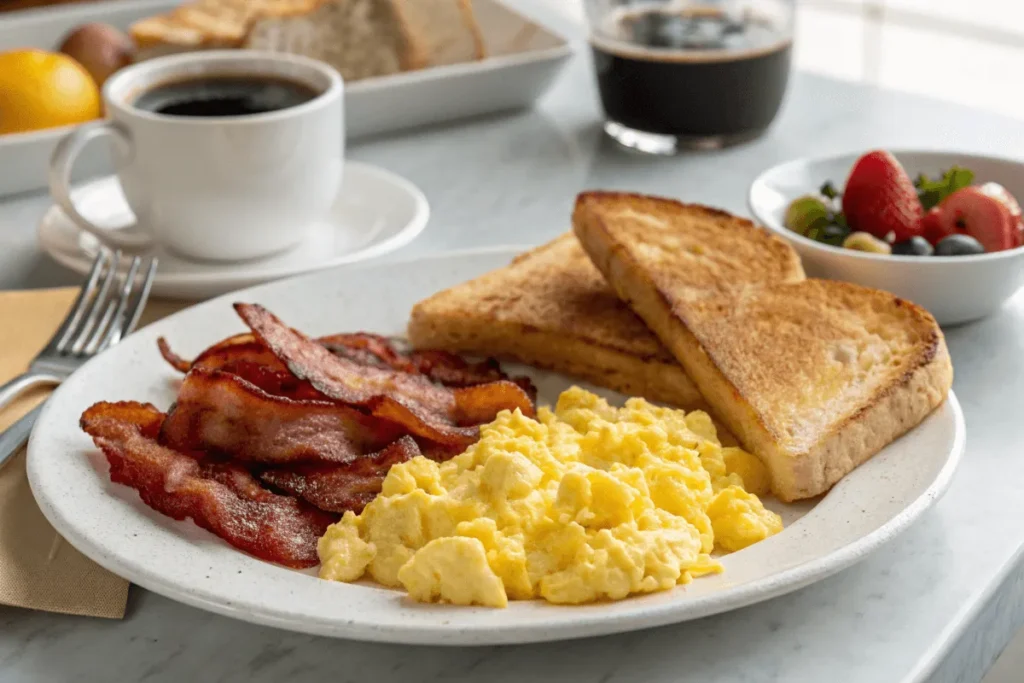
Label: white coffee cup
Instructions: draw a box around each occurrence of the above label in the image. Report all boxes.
[49,51,344,262]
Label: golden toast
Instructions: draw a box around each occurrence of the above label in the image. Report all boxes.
[408,234,702,408]
[131,0,319,56]
[573,191,953,501]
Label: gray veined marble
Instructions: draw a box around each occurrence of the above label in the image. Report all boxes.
[3,0,1024,680]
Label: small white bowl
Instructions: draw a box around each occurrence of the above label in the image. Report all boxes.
[749,150,1024,326]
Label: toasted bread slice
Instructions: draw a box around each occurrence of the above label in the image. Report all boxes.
[245,0,427,81]
[400,0,486,66]
[132,0,321,58]
[573,191,953,501]
[408,234,703,409]
[131,15,215,55]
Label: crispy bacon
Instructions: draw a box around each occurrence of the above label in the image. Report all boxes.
[157,338,191,372]
[112,307,542,571]
[319,333,538,399]
[213,359,321,400]
[158,336,320,399]
[318,333,417,373]
[235,304,534,448]
[159,334,286,373]
[80,402,336,568]
[159,368,405,464]
[261,436,420,513]
[161,331,537,400]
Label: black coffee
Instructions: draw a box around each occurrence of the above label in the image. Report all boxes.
[134,76,319,117]
[592,7,792,140]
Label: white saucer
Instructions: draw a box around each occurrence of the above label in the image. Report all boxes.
[38,161,430,300]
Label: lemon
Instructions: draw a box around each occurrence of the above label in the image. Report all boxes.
[0,49,102,135]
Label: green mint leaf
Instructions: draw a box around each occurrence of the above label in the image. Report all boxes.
[916,166,975,210]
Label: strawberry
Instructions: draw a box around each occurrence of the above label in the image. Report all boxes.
[920,206,951,245]
[938,187,1015,253]
[977,183,1024,247]
[842,150,924,242]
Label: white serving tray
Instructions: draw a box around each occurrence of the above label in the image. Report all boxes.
[0,0,575,197]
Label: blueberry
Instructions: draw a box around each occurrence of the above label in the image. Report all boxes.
[891,236,934,256]
[935,234,985,256]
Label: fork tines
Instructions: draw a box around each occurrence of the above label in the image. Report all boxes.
[51,249,158,358]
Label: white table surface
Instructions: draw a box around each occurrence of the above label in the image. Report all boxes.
[2,2,1024,681]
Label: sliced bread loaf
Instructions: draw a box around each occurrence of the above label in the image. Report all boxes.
[245,0,427,81]
[400,0,486,66]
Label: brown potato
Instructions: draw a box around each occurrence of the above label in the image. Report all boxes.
[58,23,134,88]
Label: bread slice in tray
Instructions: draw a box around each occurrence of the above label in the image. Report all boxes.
[400,0,486,66]
[245,0,428,81]
[245,0,485,81]
[131,0,318,59]
[573,191,953,502]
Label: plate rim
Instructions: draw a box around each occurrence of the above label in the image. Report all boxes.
[37,160,430,287]
[25,246,967,645]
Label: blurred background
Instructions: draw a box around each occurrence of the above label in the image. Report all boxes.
[548,0,1024,123]
[4,0,1022,123]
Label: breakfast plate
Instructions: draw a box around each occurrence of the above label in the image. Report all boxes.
[27,246,965,645]
[749,149,1024,324]
[37,161,429,300]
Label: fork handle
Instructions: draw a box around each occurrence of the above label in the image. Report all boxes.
[0,403,44,470]
[0,373,62,413]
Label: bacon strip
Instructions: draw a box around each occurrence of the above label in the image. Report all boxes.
[319,333,537,399]
[157,338,191,372]
[261,436,420,513]
[81,402,337,568]
[159,334,285,374]
[159,368,405,465]
[158,335,322,400]
[318,333,417,373]
[235,304,534,448]
[161,332,537,401]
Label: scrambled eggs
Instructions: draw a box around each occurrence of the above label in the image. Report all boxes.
[318,387,783,607]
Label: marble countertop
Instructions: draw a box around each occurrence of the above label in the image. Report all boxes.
[4,2,1024,681]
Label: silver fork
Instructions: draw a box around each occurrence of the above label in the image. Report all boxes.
[0,249,157,467]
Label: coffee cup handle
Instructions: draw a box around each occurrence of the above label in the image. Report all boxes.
[49,120,154,251]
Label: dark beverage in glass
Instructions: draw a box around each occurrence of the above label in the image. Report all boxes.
[587,2,794,154]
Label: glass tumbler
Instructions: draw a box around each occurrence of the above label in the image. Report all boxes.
[585,0,795,154]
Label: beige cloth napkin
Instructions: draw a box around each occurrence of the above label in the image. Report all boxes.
[0,288,185,618]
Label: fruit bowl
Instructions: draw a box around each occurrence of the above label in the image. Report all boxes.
[749,150,1024,325]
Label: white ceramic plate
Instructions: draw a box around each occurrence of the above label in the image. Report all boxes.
[38,161,429,300]
[26,247,965,646]
[0,0,572,197]
[749,150,1024,325]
